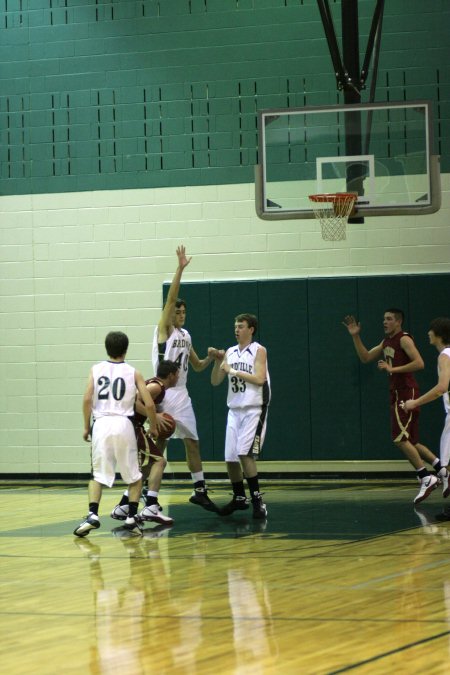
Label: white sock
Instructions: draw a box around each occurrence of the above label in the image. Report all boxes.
[191,471,204,483]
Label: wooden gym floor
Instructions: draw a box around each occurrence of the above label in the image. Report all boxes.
[1,479,450,675]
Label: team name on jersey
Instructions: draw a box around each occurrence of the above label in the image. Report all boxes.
[171,338,191,350]
[384,346,395,360]
[231,362,253,374]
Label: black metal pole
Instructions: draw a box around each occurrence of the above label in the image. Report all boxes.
[342,0,363,221]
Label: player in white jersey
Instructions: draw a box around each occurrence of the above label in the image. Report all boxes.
[152,245,221,512]
[74,331,159,538]
[211,313,270,519]
[403,317,450,503]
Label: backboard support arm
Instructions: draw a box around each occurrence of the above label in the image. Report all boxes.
[317,0,347,90]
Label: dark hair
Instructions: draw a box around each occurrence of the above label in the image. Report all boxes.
[105,331,129,358]
[157,359,180,379]
[235,313,258,335]
[175,298,186,309]
[385,308,404,324]
[430,317,450,345]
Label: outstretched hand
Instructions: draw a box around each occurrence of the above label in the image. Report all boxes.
[177,245,192,270]
[342,314,361,335]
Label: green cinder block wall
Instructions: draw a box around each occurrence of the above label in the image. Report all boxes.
[1,0,449,196]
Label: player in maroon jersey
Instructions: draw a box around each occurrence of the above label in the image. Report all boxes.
[343,309,448,504]
[111,360,180,526]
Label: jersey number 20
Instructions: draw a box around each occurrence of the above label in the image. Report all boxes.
[97,376,126,401]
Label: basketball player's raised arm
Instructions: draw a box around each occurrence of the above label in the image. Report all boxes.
[82,369,94,441]
[342,314,383,363]
[157,245,192,343]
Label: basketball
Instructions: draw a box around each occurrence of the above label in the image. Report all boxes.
[157,413,176,440]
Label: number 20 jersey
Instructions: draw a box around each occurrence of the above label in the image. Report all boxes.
[225,341,271,409]
[92,360,136,418]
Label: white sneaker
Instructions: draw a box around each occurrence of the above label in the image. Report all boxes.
[139,503,174,525]
[111,504,129,520]
[413,474,438,504]
[73,513,100,537]
[123,516,143,535]
[440,469,450,498]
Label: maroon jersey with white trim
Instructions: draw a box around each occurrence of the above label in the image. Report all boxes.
[382,331,418,391]
[131,377,165,428]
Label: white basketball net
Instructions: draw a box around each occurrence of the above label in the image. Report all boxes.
[309,193,357,241]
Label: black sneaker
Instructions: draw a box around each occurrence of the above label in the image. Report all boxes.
[189,488,218,512]
[73,513,100,537]
[252,493,268,520]
[218,495,250,516]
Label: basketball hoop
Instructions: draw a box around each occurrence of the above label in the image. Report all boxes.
[309,193,357,241]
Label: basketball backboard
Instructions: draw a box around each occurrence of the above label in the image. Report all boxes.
[256,100,440,220]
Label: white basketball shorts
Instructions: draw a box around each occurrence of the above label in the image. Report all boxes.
[440,413,450,468]
[91,415,141,488]
[224,406,267,462]
[159,386,199,441]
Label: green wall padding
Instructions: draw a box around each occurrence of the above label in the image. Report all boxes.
[163,273,450,464]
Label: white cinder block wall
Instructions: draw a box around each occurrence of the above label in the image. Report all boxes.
[1,176,450,473]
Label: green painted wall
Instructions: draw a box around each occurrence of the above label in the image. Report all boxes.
[166,273,450,462]
[1,0,449,195]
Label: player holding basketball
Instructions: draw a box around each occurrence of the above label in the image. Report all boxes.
[152,245,221,512]
[402,318,450,501]
[74,331,159,537]
[343,309,448,504]
[211,313,270,519]
[111,359,180,526]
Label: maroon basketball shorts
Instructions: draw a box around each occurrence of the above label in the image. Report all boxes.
[135,426,164,469]
[390,388,420,445]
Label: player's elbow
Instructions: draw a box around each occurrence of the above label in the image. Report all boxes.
[211,372,223,386]
[254,376,267,386]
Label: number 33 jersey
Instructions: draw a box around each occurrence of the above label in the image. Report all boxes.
[92,361,136,418]
[225,341,271,409]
